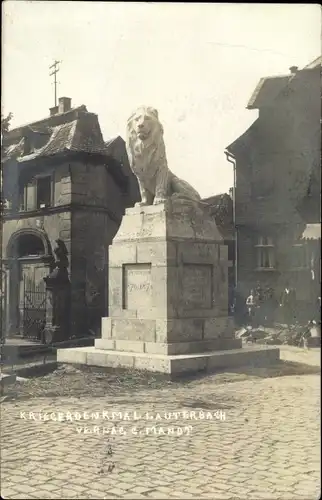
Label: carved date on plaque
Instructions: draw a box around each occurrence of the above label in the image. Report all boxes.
[182,264,213,309]
[123,264,152,310]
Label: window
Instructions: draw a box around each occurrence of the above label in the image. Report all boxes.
[20,179,36,211]
[255,236,275,270]
[291,243,307,269]
[36,176,52,208]
[18,188,25,211]
[19,174,52,211]
[17,234,45,257]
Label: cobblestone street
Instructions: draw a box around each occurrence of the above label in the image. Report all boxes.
[2,3,321,500]
[1,364,320,499]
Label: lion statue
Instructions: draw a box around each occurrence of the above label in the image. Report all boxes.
[126,106,201,206]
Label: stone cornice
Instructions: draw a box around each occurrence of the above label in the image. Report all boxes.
[3,203,123,224]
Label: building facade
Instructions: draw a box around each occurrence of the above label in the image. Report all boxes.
[226,58,321,321]
[1,97,139,341]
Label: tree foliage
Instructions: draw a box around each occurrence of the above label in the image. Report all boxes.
[1,112,13,136]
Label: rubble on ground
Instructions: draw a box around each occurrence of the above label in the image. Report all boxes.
[51,364,82,375]
[235,323,321,347]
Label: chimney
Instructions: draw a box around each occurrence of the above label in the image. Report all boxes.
[49,105,59,116]
[289,66,298,74]
[58,97,72,114]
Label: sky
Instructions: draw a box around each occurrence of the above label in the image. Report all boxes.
[2,2,321,198]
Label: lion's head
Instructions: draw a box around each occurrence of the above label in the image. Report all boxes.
[126,106,164,147]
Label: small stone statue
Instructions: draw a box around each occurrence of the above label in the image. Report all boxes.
[54,239,69,267]
[44,239,69,286]
[126,106,201,206]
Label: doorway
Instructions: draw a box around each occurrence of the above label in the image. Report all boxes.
[6,231,52,341]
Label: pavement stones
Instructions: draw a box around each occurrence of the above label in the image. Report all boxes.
[0,372,320,499]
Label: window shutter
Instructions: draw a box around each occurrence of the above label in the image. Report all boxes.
[25,179,36,211]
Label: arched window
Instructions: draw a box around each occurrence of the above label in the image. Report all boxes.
[17,234,45,258]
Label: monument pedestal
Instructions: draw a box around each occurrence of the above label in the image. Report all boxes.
[58,199,279,374]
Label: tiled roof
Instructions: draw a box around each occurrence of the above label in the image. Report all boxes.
[16,112,107,163]
[1,105,135,199]
[304,56,321,69]
[1,138,24,161]
[226,119,259,156]
[202,193,234,239]
[247,57,321,110]
[104,136,141,206]
[28,125,51,134]
[3,105,88,145]
[247,75,291,109]
[105,137,119,150]
[203,193,230,206]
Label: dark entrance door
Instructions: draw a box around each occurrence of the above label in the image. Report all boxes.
[20,261,48,341]
[6,231,52,340]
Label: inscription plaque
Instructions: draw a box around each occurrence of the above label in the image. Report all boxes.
[182,264,213,309]
[123,264,152,310]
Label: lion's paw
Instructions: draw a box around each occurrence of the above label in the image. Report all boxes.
[153,197,167,205]
[135,201,149,207]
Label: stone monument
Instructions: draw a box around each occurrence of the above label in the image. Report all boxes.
[57,107,279,374]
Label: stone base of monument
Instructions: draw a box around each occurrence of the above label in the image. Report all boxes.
[57,200,280,376]
[57,345,280,376]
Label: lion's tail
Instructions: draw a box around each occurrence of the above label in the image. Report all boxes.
[171,174,201,201]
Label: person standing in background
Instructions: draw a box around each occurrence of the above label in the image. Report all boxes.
[255,282,264,303]
[280,283,297,325]
[316,296,321,323]
[246,289,256,325]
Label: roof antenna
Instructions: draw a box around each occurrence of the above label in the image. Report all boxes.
[49,60,62,107]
